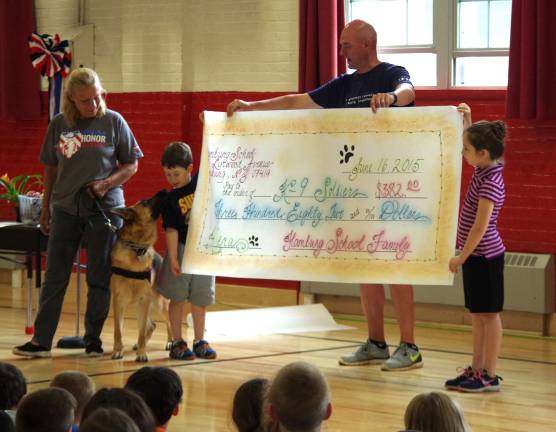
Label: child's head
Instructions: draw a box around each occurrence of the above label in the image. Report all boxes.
[50,370,96,424]
[0,362,27,410]
[125,366,183,428]
[81,387,156,432]
[79,407,140,432]
[16,388,76,432]
[463,120,506,165]
[267,361,331,432]
[232,378,269,432]
[404,391,470,432]
[161,141,193,188]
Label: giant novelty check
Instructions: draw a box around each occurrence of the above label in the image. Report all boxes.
[184,106,462,285]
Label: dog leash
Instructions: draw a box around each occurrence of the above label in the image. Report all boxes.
[93,198,118,233]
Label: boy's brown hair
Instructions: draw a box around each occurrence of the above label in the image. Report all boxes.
[50,370,96,423]
[267,361,331,431]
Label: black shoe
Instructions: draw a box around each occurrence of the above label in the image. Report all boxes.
[85,342,104,357]
[13,341,51,358]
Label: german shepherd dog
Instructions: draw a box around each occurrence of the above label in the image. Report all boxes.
[109,191,172,362]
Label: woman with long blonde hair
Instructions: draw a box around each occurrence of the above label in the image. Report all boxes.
[13,67,142,358]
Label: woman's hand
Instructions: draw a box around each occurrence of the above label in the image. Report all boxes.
[39,206,50,235]
[87,179,110,199]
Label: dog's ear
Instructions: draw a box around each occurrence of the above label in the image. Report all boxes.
[110,207,136,222]
[150,189,168,220]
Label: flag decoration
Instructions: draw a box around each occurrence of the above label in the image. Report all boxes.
[28,32,72,121]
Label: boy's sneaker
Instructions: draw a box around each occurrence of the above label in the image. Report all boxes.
[193,340,217,359]
[13,341,51,358]
[459,370,502,393]
[339,339,390,366]
[381,342,423,371]
[169,340,195,361]
[445,366,475,390]
[85,342,104,357]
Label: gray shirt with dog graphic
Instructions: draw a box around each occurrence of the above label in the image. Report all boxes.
[39,109,143,216]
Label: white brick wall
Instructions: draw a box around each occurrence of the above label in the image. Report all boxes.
[35,0,299,93]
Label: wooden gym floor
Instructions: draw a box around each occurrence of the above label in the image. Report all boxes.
[0,280,555,431]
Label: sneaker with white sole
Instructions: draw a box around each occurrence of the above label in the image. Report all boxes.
[459,369,502,393]
[339,339,390,366]
[445,366,475,390]
[13,341,51,358]
[381,342,423,371]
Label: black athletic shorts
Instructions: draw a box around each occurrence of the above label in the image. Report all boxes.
[462,253,505,313]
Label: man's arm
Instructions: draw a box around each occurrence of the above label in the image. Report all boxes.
[370,83,416,112]
[227,93,320,116]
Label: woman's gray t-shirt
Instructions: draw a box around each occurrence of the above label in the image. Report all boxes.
[39,109,143,215]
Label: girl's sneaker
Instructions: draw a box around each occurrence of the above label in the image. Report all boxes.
[169,340,195,361]
[193,340,217,359]
[459,369,502,393]
[445,366,475,390]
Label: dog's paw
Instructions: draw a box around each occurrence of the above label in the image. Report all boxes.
[135,354,149,363]
[111,351,124,360]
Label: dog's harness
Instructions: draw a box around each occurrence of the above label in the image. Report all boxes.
[111,266,151,281]
[111,240,152,281]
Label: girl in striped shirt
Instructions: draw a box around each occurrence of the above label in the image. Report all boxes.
[445,103,506,393]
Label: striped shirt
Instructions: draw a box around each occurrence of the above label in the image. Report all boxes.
[457,163,505,258]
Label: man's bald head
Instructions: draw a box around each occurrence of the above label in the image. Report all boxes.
[342,19,377,47]
[339,19,379,73]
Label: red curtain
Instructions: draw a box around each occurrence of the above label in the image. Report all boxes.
[506,0,556,120]
[0,0,40,120]
[299,0,346,93]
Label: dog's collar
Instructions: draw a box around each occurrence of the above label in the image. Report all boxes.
[120,239,150,257]
[111,266,151,281]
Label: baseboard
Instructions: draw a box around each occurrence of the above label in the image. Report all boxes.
[1,269,553,336]
[315,293,556,336]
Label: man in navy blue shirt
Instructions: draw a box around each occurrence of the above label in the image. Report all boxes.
[227,20,422,372]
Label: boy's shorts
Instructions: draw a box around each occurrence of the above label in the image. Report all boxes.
[462,253,504,313]
[156,243,215,306]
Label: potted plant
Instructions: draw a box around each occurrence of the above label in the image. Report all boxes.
[0,173,43,221]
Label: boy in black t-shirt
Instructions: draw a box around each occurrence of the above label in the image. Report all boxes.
[157,142,216,361]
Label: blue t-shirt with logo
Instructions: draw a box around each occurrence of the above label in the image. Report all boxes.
[308,62,414,108]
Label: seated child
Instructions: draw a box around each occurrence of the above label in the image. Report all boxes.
[0,362,27,425]
[267,361,332,432]
[125,366,182,431]
[404,391,471,432]
[16,388,76,432]
[50,370,96,431]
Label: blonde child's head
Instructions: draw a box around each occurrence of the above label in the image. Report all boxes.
[465,120,506,161]
[62,67,107,128]
[404,391,470,432]
[50,371,96,424]
[267,361,331,432]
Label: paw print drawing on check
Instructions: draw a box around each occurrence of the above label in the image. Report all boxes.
[249,235,259,247]
[340,145,355,164]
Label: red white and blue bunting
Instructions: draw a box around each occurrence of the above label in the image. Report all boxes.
[28,32,72,121]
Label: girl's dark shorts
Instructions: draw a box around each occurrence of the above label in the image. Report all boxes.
[462,253,504,313]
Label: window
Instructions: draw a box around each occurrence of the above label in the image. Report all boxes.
[347,0,512,87]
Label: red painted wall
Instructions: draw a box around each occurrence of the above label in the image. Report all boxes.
[2,89,555,293]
